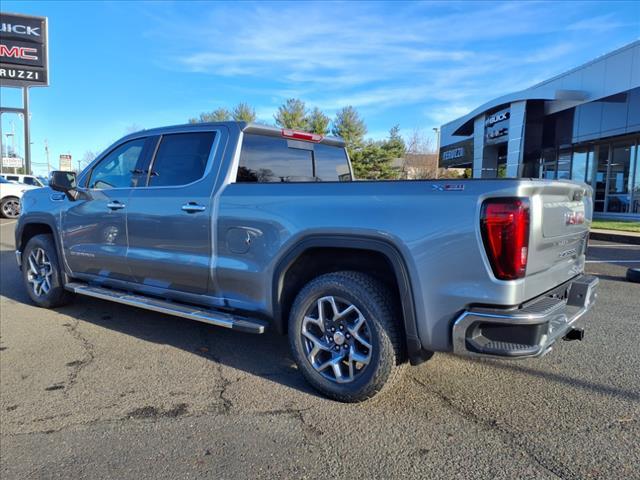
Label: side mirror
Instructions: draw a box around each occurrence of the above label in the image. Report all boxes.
[50,170,79,200]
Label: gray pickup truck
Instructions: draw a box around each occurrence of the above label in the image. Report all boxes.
[15,122,598,401]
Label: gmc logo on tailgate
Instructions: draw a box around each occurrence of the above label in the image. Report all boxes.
[565,211,585,225]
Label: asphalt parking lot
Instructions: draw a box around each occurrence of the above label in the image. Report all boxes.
[1,217,638,479]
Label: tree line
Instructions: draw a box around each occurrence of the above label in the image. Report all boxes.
[189,99,447,180]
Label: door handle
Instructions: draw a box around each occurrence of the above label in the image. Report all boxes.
[107,201,126,210]
[181,202,206,213]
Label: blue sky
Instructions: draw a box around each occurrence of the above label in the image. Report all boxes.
[1,0,639,175]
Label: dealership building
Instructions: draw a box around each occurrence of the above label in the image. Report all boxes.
[439,40,640,219]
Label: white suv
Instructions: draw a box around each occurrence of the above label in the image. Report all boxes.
[0,176,38,218]
[1,174,46,187]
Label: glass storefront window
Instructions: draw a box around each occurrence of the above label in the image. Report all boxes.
[540,149,557,179]
[606,142,635,213]
[629,144,639,214]
[571,147,593,183]
[593,145,608,213]
[557,149,571,180]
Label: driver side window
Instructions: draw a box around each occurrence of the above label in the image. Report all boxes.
[88,138,147,189]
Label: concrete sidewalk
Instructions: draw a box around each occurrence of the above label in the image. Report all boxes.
[590,228,640,245]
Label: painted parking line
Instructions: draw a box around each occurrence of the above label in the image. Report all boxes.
[589,244,640,248]
[585,260,640,263]
[0,220,16,227]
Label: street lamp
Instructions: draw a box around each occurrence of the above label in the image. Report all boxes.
[433,127,440,179]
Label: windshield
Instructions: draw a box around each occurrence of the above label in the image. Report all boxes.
[0,177,10,184]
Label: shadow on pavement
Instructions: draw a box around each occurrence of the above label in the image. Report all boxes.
[4,245,637,404]
[455,355,640,402]
[0,248,318,399]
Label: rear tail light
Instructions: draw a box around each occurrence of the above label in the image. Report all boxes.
[480,198,530,280]
[281,129,323,143]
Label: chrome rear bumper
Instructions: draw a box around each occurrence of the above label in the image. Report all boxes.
[452,275,599,359]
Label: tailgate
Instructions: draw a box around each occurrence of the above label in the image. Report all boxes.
[524,181,592,297]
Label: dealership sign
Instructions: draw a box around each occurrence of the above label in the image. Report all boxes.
[442,147,465,162]
[2,156,23,168]
[0,12,48,86]
[59,154,72,171]
[485,107,509,144]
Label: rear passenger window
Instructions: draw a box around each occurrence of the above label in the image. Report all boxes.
[237,134,351,182]
[148,132,215,187]
[313,143,352,181]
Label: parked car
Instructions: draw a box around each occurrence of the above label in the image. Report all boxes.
[14,122,598,401]
[1,173,46,187]
[0,176,38,218]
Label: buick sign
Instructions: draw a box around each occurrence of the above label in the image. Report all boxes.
[0,12,48,87]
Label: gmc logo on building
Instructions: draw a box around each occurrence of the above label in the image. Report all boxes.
[0,44,38,61]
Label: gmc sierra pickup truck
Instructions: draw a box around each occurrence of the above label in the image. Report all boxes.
[15,122,598,402]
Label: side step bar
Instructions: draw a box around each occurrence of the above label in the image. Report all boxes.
[65,282,267,334]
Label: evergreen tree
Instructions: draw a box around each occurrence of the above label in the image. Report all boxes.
[350,140,396,180]
[307,107,331,135]
[331,106,367,151]
[188,107,232,123]
[232,102,256,122]
[274,98,309,130]
[382,125,406,159]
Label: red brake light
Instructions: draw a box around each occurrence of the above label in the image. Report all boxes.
[480,198,530,280]
[281,129,323,143]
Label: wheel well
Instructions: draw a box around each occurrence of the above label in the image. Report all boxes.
[277,247,404,335]
[20,223,54,250]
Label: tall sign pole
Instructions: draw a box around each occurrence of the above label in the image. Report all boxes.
[23,85,30,173]
[0,12,49,175]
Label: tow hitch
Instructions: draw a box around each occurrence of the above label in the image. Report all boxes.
[563,327,584,342]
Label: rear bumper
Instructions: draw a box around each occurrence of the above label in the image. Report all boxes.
[452,274,599,358]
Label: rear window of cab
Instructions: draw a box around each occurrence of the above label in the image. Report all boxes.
[237,134,351,183]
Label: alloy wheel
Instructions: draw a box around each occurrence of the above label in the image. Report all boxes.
[26,247,53,297]
[2,199,20,218]
[301,296,372,384]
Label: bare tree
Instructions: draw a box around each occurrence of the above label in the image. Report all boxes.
[403,128,463,179]
[401,128,437,179]
[406,128,433,155]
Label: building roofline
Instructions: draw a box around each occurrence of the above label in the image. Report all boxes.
[529,39,639,90]
[441,39,640,136]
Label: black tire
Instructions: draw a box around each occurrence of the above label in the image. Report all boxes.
[22,234,74,308]
[288,271,406,402]
[627,268,640,283]
[1,196,21,219]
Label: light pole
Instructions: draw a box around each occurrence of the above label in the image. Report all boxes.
[5,132,16,174]
[433,127,441,179]
[44,139,51,175]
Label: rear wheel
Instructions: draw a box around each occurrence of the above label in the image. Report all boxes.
[288,271,406,402]
[22,234,73,308]
[627,268,640,283]
[1,196,20,218]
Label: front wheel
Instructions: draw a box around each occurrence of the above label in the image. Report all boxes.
[22,234,74,308]
[1,196,21,218]
[288,271,406,402]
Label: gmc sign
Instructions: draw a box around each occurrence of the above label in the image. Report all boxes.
[0,12,48,86]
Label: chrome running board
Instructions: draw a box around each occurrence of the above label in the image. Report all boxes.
[64,282,267,334]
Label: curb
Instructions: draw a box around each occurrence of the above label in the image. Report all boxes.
[590,231,640,245]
